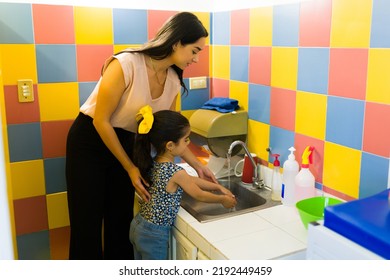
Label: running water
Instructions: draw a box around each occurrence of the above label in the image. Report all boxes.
[226,153,231,189]
[226,153,236,212]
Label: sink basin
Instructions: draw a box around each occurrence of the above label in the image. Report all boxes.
[180,177,281,223]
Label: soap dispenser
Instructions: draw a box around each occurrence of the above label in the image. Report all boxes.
[281,147,299,206]
[295,146,316,202]
[271,154,282,201]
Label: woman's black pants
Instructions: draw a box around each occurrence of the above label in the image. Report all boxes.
[66,113,135,260]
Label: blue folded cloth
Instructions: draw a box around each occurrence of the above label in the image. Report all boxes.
[201,98,239,113]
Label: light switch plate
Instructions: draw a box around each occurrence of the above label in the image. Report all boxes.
[17,79,34,102]
[189,77,207,90]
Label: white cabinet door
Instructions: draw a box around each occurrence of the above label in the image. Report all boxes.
[171,227,197,260]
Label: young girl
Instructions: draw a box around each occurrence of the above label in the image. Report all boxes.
[130,106,237,260]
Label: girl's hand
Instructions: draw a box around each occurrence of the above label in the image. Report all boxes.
[128,167,151,202]
[219,185,233,196]
[222,194,237,209]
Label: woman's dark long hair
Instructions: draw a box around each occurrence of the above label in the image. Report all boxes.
[114,12,208,96]
[133,110,190,183]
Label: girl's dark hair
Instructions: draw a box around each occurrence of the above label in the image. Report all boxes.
[115,12,208,96]
[133,110,190,183]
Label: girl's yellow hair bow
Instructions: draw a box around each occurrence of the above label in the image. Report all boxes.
[136,105,154,134]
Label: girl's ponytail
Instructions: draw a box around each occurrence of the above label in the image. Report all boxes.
[133,105,190,183]
[133,106,155,183]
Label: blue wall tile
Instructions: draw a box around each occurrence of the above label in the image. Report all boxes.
[212,11,230,45]
[181,79,210,110]
[326,96,365,150]
[359,153,389,198]
[269,126,295,164]
[249,84,270,124]
[36,45,77,83]
[16,231,50,260]
[297,48,329,94]
[371,0,390,48]
[272,3,300,47]
[78,82,97,106]
[113,9,148,44]
[0,3,34,43]
[230,46,249,82]
[7,123,42,162]
[44,157,67,194]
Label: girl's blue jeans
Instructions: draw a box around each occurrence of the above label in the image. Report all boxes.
[129,213,171,260]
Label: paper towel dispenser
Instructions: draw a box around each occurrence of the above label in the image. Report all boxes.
[189,109,248,158]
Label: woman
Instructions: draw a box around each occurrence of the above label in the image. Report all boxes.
[66,12,213,260]
[130,106,236,260]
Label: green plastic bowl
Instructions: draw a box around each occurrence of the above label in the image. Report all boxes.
[296,196,343,229]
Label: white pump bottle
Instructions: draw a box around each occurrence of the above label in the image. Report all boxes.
[281,147,299,206]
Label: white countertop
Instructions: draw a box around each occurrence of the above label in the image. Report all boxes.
[174,204,308,260]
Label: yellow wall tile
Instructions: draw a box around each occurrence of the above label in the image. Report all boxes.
[175,93,181,111]
[74,7,113,44]
[323,142,361,199]
[0,44,37,85]
[229,80,248,111]
[10,160,45,200]
[0,52,11,165]
[46,192,70,229]
[295,91,327,140]
[366,49,390,105]
[193,12,210,46]
[271,47,298,90]
[209,45,214,78]
[330,0,372,48]
[38,82,80,121]
[0,53,17,253]
[212,46,230,79]
[249,6,273,46]
[248,120,270,161]
[113,44,142,54]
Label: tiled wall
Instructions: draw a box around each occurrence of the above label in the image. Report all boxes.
[0,3,210,259]
[0,0,389,260]
[210,0,389,202]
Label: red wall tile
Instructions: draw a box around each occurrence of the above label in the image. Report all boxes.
[322,186,355,202]
[299,0,332,47]
[49,226,70,260]
[328,48,368,100]
[4,85,40,124]
[184,46,209,78]
[211,78,229,98]
[249,47,271,85]
[76,45,113,82]
[14,196,48,235]
[147,10,177,40]
[231,9,250,45]
[363,102,390,157]
[270,87,296,131]
[32,4,75,44]
[41,120,73,158]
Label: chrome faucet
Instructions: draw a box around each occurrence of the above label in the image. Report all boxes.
[228,140,264,189]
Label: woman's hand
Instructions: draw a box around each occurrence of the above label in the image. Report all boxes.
[221,194,237,209]
[196,164,217,183]
[128,166,151,202]
[180,147,217,183]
